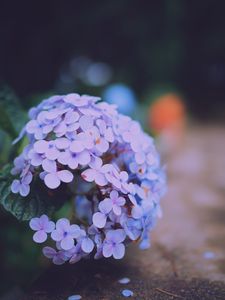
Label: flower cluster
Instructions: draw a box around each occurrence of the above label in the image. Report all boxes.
[11,93,166,264]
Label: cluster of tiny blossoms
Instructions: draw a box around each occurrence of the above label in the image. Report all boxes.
[11,93,166,264]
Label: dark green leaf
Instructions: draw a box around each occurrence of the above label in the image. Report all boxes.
[0,164,69,221]
[0,86,27,138]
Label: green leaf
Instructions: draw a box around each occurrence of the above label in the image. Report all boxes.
[0,164,69,221]
[0,86,27,138]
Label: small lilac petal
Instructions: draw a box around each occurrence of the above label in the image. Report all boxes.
[34,140,48,154]
[102,243,113,258]
[42,159,57,173]
[52,254,66,265]
[44,173,60,189]
[42,246,56,259]
[69,224,81,238]
[99,198,112,214]
[122,289,134,297]
[70,141,85,153]
[56,218,70,230]
[77,151,91,165]
[95,172,108,186]
[118,277,130,284]
[46,147,59,160]
[20,183,30,196]
[61,236,74,250]
[26,120,38,133]
[33,230,47,243]
[51,229,64,241]
[113,243,125,259]
[95,138,109,153]
[93,212,107,228]
[11,180,20,193]
[58,151,70,165]
[81,237,94,253]
[113,205,122,216]
[29,218,41,231]
[64,111,79,124]
[79,115,93,131]
[57,170,73,183]
[45,221,55,233]
[55,138,70,149]
[81,169,96,182]
[67,295,82,300]
[135,152,145,164]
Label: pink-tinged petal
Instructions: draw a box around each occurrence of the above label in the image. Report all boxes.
[64,111,79,124]
[34,140,48,154]
[68,157,79,169]
[46,147,59,160]
[81,237,94,253]
[51,229,64,241]
[11,180,20,193]
[45,221,55,233]
[105,128,114,142]
[79,115,94,131]
[109,176,121,189]
[34,128,45,140]
[26,120,38,133]
[77,150,91,165]
[110,190,118,200]
[33,230,47,243]
[67,122,79,132]
[70,141,84,153]
[102,243,113,258]
[135,152,145,164]
[61,236,74,250]
[93,212,106,228]
[20,184,30,196]
[63,93,83,106]
[29,217,41,230]
[95,172,108,186]
[95,138,109,153]
[57,150,70,165]
[44,173,60,189]
[54,122,67,134]
[99,198,112,214]
[113,205,122,216]
[57,170,73,183]
[81,169,96,182]
[42,124,53,134]
[42,159,57,173]
[55,138,70,150]
[113,243,125,259]
[42,246,56,258]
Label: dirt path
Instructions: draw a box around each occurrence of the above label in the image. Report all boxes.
[24,126,225,300]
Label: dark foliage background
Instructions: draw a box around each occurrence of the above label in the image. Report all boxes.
[1,0,225,119]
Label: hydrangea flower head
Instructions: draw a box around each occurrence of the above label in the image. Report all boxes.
[11,93,166,264]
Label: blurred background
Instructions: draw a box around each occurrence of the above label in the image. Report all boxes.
[1,0,225,298]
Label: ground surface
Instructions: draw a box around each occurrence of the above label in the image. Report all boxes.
[22,126,225,300]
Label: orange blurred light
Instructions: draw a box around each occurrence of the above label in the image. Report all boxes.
[148,93,186,133]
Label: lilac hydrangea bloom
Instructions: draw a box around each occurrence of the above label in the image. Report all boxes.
[11,92,166,265]
[102,229,126,259]
[51,218,81,250]
[29,215,55,243]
